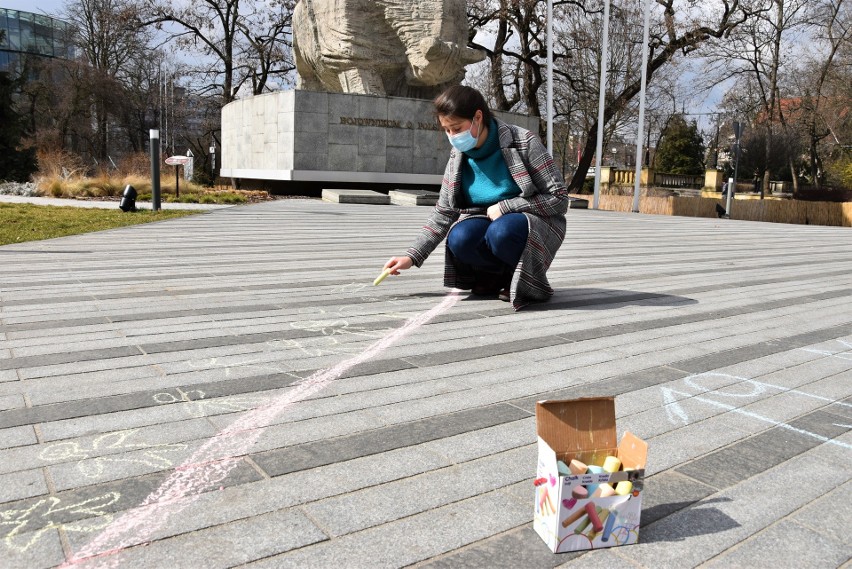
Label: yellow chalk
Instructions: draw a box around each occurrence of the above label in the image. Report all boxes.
[373,269,391,286]
[603,455,622,473]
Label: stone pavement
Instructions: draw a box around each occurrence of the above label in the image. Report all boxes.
[0,198,849,568]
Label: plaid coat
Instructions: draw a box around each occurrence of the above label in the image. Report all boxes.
[406,119,570,310]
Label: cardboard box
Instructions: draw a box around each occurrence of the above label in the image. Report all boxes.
[533,397,648,553]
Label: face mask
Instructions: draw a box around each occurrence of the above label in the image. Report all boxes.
[447,117,480,152]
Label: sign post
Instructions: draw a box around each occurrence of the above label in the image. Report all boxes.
[210,144,216,184]
[185,149,194,182]
[165,155,191,199]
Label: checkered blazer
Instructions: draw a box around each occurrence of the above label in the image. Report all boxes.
[407,119,570,310]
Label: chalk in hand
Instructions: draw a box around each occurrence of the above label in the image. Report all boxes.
[373,269,391,286]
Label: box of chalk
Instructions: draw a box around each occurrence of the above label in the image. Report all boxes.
[532,397,648,553]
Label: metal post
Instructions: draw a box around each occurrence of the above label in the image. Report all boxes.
[593,0,611,210]
[631,0,652,214]
[175,165,180,199]
[726,121,742,217]
[150,130,161,211]
[210,144,216,183]
[546,0,553,155]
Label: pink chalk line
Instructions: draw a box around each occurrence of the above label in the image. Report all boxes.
[62,291,461,568]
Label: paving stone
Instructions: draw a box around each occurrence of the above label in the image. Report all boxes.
[0,370,19,383]
[0,469,47,504]
[82,508,328,568]
[0,346,143,371]
[322,189,390,204]
[2,418,217,477]
[0,394,25,411]
[702,519,848,569]
[302,445,535,536]
[1,200,850,567]
[617,434,851,568]
[0,527,66,569]
[790,480,851,546]
[244,486,532,569]
[558,549,645,568]
[0,425,37,450]
[251,403,530,477]
[421,526,574,568]
[640,470,718,526]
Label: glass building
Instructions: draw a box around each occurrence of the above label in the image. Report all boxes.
[0,8,74,72]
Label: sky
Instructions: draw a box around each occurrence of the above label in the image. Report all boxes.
[1,0,65,16]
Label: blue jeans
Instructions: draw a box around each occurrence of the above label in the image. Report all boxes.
[446,213,529,274]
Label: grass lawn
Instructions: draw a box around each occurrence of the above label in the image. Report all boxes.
[0,203,203,246]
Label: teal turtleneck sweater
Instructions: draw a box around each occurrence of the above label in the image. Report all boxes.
[461,119,521,207]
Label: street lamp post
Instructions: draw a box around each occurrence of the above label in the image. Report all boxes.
[592,0,612,210]
[726,121,743,217]
[150,130,161,211]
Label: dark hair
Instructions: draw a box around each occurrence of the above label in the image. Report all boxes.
[433,85,493,125]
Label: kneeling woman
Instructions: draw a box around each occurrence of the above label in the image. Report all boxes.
[383,85,570,310]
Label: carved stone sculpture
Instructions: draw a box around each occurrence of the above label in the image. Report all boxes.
[293,0,485,99]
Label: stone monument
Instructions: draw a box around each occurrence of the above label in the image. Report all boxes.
[219,0,537,188]
[292,0,485,99]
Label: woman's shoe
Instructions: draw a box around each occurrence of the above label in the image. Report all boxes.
[498,288,510,302]
[472,271,503,296]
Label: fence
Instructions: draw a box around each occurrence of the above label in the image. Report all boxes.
[586,195,852,227]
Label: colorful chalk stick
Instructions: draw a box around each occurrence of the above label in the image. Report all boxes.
[586,464,605,496]
[588,509,610,541]
[557,460,571,476]
[593,484,616,498]
[373,269,391,286]
[585,502,604,532]
[561,507,587,529]
[615,480,633,496]
[573,513,592,534]
[571,485,588,500]
[603,455,622,473]
[569,459,588,475]
[602,508,618,542]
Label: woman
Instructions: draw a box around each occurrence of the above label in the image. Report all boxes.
[383,85,570,310]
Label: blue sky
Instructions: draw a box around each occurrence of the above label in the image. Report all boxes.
[2,0,65,17]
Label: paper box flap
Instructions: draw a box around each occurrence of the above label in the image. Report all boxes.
[536,398,617,454]
[618,431,648,469]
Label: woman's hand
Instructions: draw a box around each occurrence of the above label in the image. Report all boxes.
[384,256,413,275]
[487,203,503,221]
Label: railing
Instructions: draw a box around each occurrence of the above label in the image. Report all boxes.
[653,172,704,188]
[598,167,703,189]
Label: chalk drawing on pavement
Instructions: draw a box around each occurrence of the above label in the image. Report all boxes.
[660,371,852,451]
[798,339,852,361]
[39,429,188,478]
[1,492,120,552]
[153,386,262,418]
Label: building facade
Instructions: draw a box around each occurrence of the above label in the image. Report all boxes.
[0,9,74,72]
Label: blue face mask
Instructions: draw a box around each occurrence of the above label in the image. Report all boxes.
[447,118,480,152]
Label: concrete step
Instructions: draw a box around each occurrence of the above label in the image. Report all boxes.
[389,189,439,206]
[322,189,390,204]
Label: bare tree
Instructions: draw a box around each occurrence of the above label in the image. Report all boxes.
[794,0,851,189]
[701,0,812,195]
[64,0,153,160]
[468,1,754,191]
[564,0,753,191]
[235,0,297,96]
[136,0,296,103]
